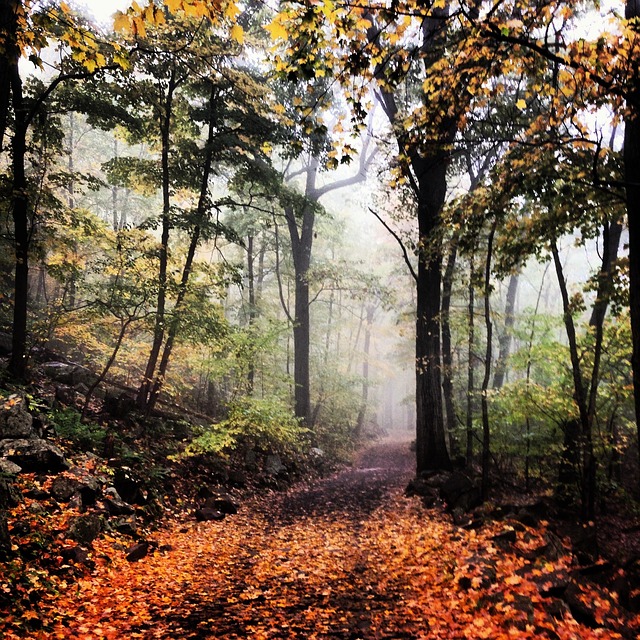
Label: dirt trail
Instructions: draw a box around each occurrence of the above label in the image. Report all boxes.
[28,439,631,640]
[271,439,415,525]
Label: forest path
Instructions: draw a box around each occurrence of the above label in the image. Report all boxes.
[36,440,624,639]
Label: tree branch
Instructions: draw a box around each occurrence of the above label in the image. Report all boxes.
[368,207,418,282]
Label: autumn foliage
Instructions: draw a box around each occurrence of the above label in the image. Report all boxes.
[1,455,638,639]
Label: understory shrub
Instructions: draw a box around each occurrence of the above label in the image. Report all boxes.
[186,396,309,458]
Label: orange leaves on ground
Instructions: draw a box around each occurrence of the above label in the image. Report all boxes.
[2,487,638,638]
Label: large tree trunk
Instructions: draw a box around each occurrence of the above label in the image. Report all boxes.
[284,197,314,425]
[8,30,28,380]
[414,157,452,472]
[625,0,640,491]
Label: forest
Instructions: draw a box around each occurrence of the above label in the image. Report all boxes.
[1,0,640,637]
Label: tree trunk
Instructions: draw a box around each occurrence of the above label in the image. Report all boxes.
[466,255,476,464]
[552,244,595,519]
[493,273,519,389]
[625,0,640,494]
[284,196,314,425]
[480,222,497,500]
[441,237,459,456]
[247,233,256,392]
[356,304,375,438]
[146,80,216,414]
[137,68,177,410]
[414,159,452,472]
[8,34,28,380]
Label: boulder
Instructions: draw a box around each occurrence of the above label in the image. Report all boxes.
[0,396,34,439]
[203,492,238,515]
[102,495,135,516]
[126,541,150,562]
[51,474,99,506]
[102,391,136,419]
[0,476,21,509]
[0,459,22,475]
[440,471,482,513]
[0,438,69,473]
[265,454,286,476]
[60,545,92,567]
[113,517,138,537]
[43,362,98,388]
[68,513,102,545]
[113,468,147,505]
[195,507,225,522]
[0,511,10,559]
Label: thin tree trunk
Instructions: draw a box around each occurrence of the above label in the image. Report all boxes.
[356,304,375,438]
[466,254,476,464]
[552,243,594,519]
[137,67,177,409]
[481,222,497,500]
[441,237,459,456]
[146,80,216,413]
[493,273,519,389]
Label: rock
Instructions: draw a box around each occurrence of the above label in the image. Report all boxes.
[43,362,97,387]
[195,507,225,522]
[102,496,135,516]
[50,475,80,502]
[60,545,92,566]
[113,468,147,505]
[54,386,77,406]
[0,459,22,475]
[492,528,517,547]
[0,396,34,439]
[113,517,138,537]
[0,476,21,508]
[0,438,69,473]
[265,454,286,476]
[51,474,99,506]
[126,541,150,562]
[0,511,10,558]
[440,471,482,512]
[203,492,238,515]
[68,513,102,545]
[102,391,136,419]
[42,362,77,385]
[228,470,246,488]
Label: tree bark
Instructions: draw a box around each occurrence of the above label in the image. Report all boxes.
[137,67,177,410]
[480,222,497,500]
[441,237,459,456]
[493,273,519,389]
[8,17,28,380]
[466,255,476,464]
[552,244,595,519]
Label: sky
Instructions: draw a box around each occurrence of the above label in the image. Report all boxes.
[73,0,132,26]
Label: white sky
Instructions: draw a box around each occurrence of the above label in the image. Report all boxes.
[72,0,133,26]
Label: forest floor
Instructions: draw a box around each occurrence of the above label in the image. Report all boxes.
[3,439,639,639]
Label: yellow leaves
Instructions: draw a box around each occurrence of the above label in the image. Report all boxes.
[113,11,130,33]
[230,24,244,44]
[264,17,289,42]
[515,99,527,110]
[165,0,182,13]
